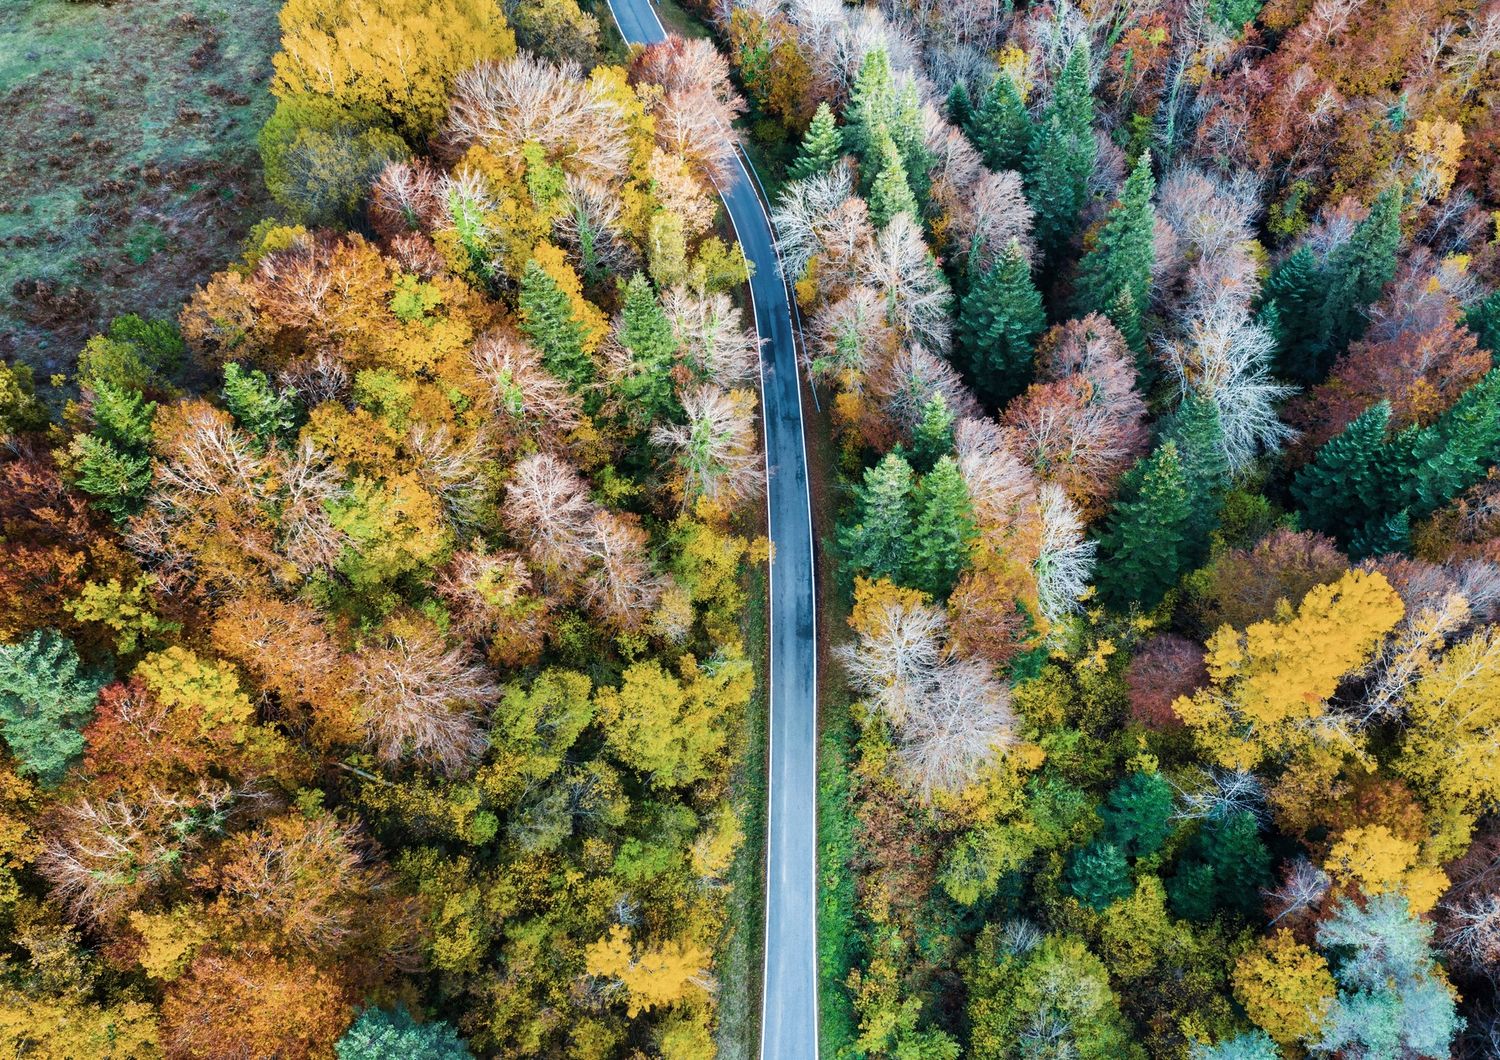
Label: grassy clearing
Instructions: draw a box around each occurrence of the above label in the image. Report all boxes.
[716,562,769,1060]
[0,0,279,373]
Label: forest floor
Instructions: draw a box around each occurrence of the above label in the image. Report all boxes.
[0,0,279,376]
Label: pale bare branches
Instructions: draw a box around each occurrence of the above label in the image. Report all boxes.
[945,169,1036,272]
[370,159,446,240]
[503,452,595,577]
[856,213,954,349]
[351,626,495,776]
[554,174,642,275]
[580,510,666,631]
[805,285,897,393]
[1033,482,1096,624]
[653,385,765,508]
[444,54,630,182]
[470,332,583,448]
[661,286,762,388]
[772,162,859,282]
[631,38,746,187]
[841,594,1015,798]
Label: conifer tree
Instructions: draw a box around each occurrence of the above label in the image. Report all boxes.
[1101,771,1175,858]
[222,363,299,445]
[907,393,956,473]
[840,451,917,584]
[1168,811,1270,921]
[910,455,976,597]
[1025,43,1096,265]
[788,102,843,181]
[1463,288,1500,360]
[1319,186,1402,361]
[1292,401,1394,544]
[70,379,156,524]
[1158,394,1229,562]
[0,629,105,785]
[615,272,680,422]
[868,131,920,229]
[956,240,1045,407]
[1072,151,1156,352]
[845,47,897,165]
[519,258,592,390]
[971,72,1031,173]
[1066,841,1133,910]
[1261,245,1327,382]
[1096,441,1195,610]
[945,80,974,131]
[890,80,933,206]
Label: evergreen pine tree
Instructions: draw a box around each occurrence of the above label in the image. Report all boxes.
[945,80,975,131]
[221,363,298,445]
[891,80,933,206]
[840,451,918,584]
[1072,151,1156,353]
[1261,245,1327,382]
[1100,771,1175,858]
[1463,288,1500,362]
[1096,441,1195,611]
[1391,368,1500,520]
[909,455,976,597]
[70,434,153,524]
[1025,43,1097,265]
[519,259,592,390]
[336,1006,473,1060]
[788,102,843,181]
[615,272,680,422]
[907,393,956,472]
[971,71,1032,173]
[1158,394,1229,563]
[1065,841,1133,910]
[1320,186,1402,360]
[0,629,106,786]
[1292,401,1393,543]
[868,131,920,228]
[91,380,156,452]
[1167,811,1270,921]
[956,240,1046,408]
[845,47,897,165]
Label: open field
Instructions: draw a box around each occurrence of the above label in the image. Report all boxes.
[0,0,280,375]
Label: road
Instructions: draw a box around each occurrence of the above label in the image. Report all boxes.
[602,2,821,1057]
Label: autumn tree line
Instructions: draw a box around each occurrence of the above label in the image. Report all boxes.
[683,0,1500,1055]
[0,0,780,1056]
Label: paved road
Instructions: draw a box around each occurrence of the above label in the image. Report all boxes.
[602,2,820,1057]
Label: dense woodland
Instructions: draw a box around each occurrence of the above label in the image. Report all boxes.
[3,0,1500,1056]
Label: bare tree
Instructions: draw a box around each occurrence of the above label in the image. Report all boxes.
[554,174,641,275]
[370,159,446,239]
[1033,483,1096,625]
[954,416,1038,533]
[351,626,496,775]
[631,38,746,187]
[868,343,982,433]
[652,385,765,508]
[580,510,665,631]
[503,451,596,578]
[406,422,496,533]
[444,55,630,183]
[470,331,583,448]
[772,162,858,281]
[857,214,954,349]
[805,285,898,393]
[662,286,762,388]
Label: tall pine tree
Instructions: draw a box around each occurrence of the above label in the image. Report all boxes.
[956,240,1045,408]
[840,451,918,584]
[519,259,592,390]
[1319,187,1402,363]
[1025,43,1096,266]
[971,71,1032,173]
[910,455,976,597]
[1073,151,1156,353]
[945,80,975,131]
[789,102,843,181]
[845,47,897,166]
[615,272,680,423]
[1158,394,1229,564]
[1292,401,1394,543]
[1096,440,1195,610]
[1261,245,1327,383]
[868,130,920,228]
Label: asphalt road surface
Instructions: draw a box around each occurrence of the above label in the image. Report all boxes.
[601,2,820,1056]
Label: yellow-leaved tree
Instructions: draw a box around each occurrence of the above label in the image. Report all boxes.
[272,0,516,142]
[1397,627,1500,817]
[1173,570,1404,770]
[1323,824,1449,914]
[584,926,712,1017]
[1232,929,1336,1046]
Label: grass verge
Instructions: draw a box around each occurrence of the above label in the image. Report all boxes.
[716,562,769,1060]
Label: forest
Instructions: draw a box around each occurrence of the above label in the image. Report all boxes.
[1,0,1500,1056]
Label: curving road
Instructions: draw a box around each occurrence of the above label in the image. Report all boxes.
[602,2,820,1057]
